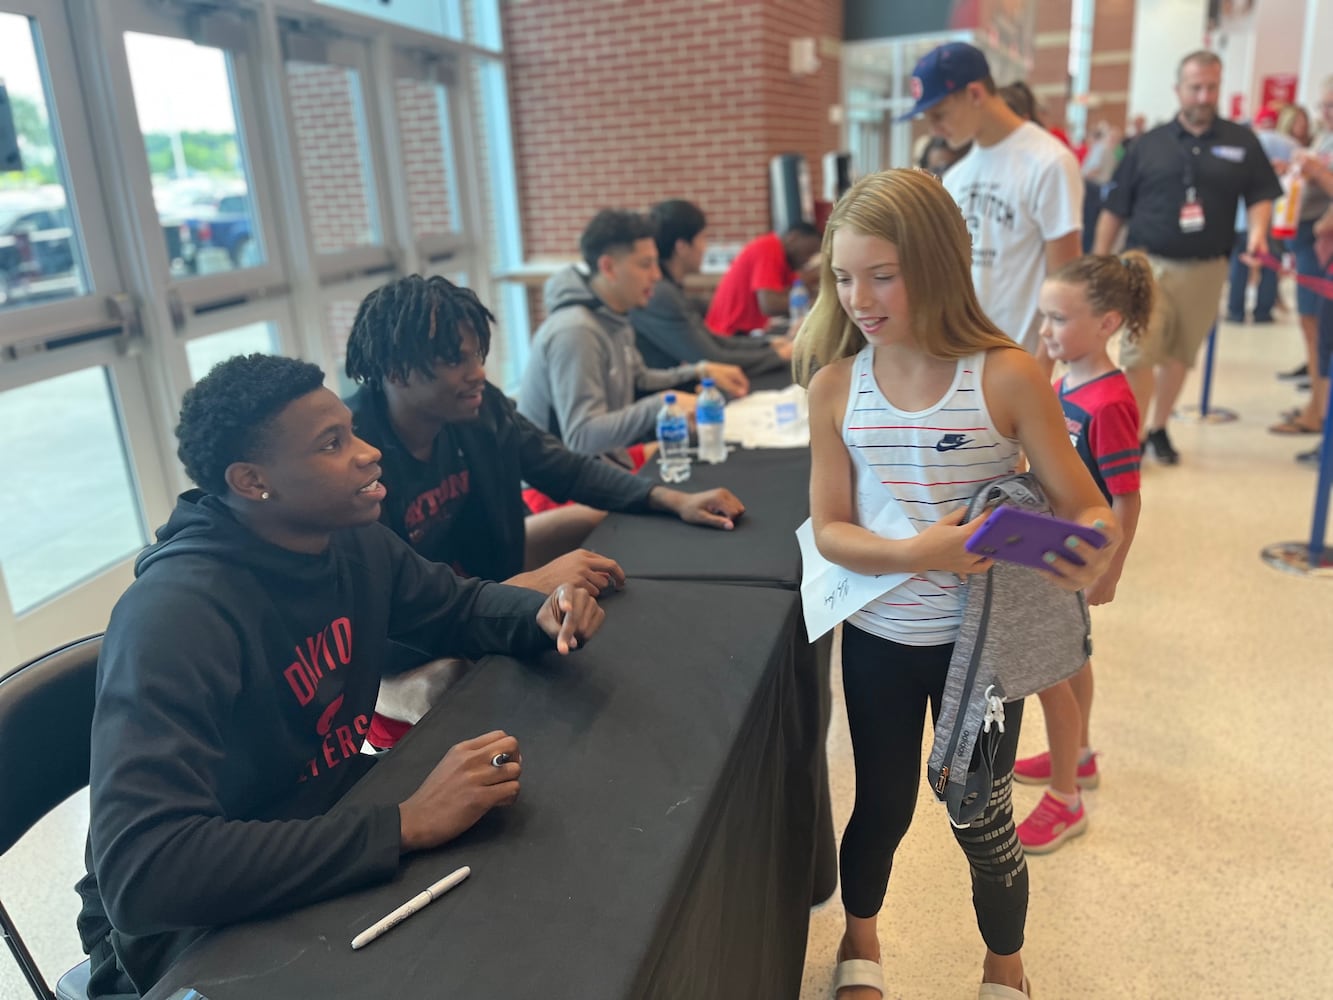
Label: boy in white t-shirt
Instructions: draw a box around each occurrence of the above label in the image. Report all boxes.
[899,43,1083,372]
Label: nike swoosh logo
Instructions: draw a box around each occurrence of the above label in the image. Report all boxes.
[316,694,345,737]
[935,435,972,452]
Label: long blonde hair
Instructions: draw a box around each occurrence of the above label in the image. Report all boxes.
[793,169,1017,387]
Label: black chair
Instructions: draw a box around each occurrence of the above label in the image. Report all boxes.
[0,634,101,1000]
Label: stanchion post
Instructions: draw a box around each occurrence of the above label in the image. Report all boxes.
[1197,323,1217,418]
[1178,322,1237,423]
[1307,358,1333,565]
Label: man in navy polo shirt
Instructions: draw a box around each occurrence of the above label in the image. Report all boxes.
[1093,50,1282,464]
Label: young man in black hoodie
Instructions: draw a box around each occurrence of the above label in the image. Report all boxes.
[345,274,747,591]
[76,354,604,999]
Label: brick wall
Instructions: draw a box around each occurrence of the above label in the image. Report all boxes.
[1089,0,1134,131]
[1030,0,1072,131]
[286,62,378,253]
[502,0,843,261]
[397,79,455,237]
[1025,0,1135,137]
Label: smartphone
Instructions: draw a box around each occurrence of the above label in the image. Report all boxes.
[964,506,1107,572]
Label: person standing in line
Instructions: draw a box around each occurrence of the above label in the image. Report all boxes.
[1013,253,1152,854]
[795,169,1118,1000]
[1277,103,1313,149]
[1093,50,1282,464]
[900,44,1084,378]
[1271,77,1333,442]
[1225,106,1296,326]
[1288,99,1333,466]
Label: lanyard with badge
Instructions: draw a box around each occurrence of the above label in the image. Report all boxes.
[1179,137,1205,233]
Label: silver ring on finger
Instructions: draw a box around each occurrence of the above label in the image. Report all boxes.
[491,752,513,768]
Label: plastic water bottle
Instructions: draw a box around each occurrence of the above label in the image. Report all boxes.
[789,278,810,323]
[696,378,727,464]
[656,392,691,483]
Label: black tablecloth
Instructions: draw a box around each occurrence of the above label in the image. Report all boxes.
[749,366,796,394]
[144,581,814,1000]
[583,445,839,906]
[585,446,811,588]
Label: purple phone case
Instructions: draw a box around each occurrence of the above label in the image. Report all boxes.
[964,506,1107,571]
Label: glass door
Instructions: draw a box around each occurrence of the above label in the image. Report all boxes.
[0,1,174,664]
[93,0,301,396]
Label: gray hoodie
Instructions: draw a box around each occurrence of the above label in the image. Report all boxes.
[518,265,697,464]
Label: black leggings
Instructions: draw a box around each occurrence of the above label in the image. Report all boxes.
[839,624,1028,956]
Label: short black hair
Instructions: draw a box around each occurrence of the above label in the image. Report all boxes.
[344,274,494,386]
[784,221,821,240]
[580,209,656,272]
[649,200,707,263]
[176,353,326,496]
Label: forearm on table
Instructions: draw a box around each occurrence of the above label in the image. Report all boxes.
[646,486,687,516]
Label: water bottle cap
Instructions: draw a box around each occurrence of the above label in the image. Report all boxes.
[664,392,676,403]
[701,378,715,387]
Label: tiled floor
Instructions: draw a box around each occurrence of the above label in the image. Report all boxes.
[2,317,1330,999]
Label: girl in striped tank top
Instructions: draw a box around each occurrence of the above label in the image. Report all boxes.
[795,170,1120,1000]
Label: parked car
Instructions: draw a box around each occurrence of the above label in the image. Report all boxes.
[0,204,81,306]
[180,194,258,272]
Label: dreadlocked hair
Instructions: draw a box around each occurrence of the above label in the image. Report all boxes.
[344,274,495,386]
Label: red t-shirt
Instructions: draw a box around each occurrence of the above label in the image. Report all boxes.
[1057,371,1141,501]
[705,232,794,336]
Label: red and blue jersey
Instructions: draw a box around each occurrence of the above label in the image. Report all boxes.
[1057,371,1141,502]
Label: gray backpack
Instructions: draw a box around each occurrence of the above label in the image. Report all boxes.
[926,473,1093,827]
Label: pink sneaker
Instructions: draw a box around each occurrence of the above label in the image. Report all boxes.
[1017,791,1088,854]
[1012,750,1099,789]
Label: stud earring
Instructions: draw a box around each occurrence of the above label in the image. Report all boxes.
[261,491,271,500]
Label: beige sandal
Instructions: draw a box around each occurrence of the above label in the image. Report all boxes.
[832,958,884,997]
[978,976,1032,998]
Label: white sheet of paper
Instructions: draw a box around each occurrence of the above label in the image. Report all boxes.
[723,384,809,448]
[796,498,920,641]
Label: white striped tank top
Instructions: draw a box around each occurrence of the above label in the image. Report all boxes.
[843,345,1019,646]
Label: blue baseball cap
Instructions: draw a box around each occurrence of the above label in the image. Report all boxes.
[896,42,992,122]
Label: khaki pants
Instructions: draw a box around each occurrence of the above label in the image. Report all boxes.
[1119,255,1228,370]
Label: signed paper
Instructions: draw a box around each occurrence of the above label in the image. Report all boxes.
[796,497,919,641]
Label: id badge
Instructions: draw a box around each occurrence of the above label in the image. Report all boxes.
[1179,194,1205,233]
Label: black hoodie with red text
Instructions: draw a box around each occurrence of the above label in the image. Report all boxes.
[75,491,550,997]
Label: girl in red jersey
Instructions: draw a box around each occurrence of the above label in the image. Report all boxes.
[795,170,1120,1000]
[1011,252,1153,853]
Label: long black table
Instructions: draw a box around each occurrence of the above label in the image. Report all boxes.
[144,580,815,1000]
[585,446,811,588]
[583,443,839,906]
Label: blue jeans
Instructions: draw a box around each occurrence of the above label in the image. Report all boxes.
[1228,231,1282,320]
